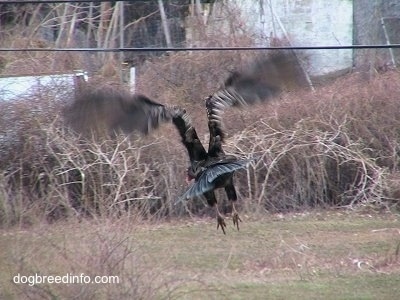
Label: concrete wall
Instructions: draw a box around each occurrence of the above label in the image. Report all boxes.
[353,0,400,70]
[210,0,353,77]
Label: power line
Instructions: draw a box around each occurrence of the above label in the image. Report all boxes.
[0,0,135,4]
[1,44,400,52]
[0,0,162,3]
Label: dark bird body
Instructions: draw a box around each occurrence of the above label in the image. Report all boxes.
[169,94,258,233]
[64,51,306,234]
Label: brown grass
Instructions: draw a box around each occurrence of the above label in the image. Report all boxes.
[1,211,399,299]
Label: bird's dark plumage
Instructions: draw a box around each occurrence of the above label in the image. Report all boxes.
[64,51,306,233]
[180,158,251,200]
[171,111,208,163]
[65,87,182,136]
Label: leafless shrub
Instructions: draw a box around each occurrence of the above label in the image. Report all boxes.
[135,48,400,213]
[1,62,400,228]
[228,119,388,212]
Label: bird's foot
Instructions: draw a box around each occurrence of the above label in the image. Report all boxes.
[232,211,242,231]
[217,214,227,235]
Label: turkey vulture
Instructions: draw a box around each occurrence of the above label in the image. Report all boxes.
[64,51,307,234]
[171,99,254,234]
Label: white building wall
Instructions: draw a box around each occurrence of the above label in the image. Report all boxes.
[210,0,353,77]
[0,72,88,102]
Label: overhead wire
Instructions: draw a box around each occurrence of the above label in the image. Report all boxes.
[1,44,400,53]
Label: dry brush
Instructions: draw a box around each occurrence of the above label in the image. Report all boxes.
[1,55,400,227]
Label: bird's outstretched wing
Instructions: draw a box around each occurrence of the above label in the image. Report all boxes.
[171,110,208,163]
[206,50,307,144]
[64,86,181,136]
[64,85,209,166]
[180,159,251,200]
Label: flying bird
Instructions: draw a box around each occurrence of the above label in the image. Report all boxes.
[64,51,307,234]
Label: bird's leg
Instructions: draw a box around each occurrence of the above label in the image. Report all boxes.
[232,202,242,231]
[216,205,227,235]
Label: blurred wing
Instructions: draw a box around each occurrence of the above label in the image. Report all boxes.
[64,85,207,166]
[119,93,173,134]
[180,159,251,200]
[206,50,307,142]
[223,50,308,104]
[64,86,178,136]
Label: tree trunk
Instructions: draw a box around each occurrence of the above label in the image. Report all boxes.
[158,0,172,47]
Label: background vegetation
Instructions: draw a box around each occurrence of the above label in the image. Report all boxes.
[1,53,400,226]
[1,1,400,299]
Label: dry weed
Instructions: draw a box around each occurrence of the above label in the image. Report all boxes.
[1,62,400,227]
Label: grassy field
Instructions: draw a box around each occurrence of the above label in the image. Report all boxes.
[1,210,400,299]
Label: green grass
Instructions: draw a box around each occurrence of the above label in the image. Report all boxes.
[1,211,400,299]
[173,274,400,300]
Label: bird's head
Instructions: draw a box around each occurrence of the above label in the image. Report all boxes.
[185,161,204,184]
[169,106,186,118]
[186,166,195,184]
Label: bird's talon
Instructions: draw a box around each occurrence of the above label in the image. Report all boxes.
[217,215,227,235]
[232,212,242,231]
